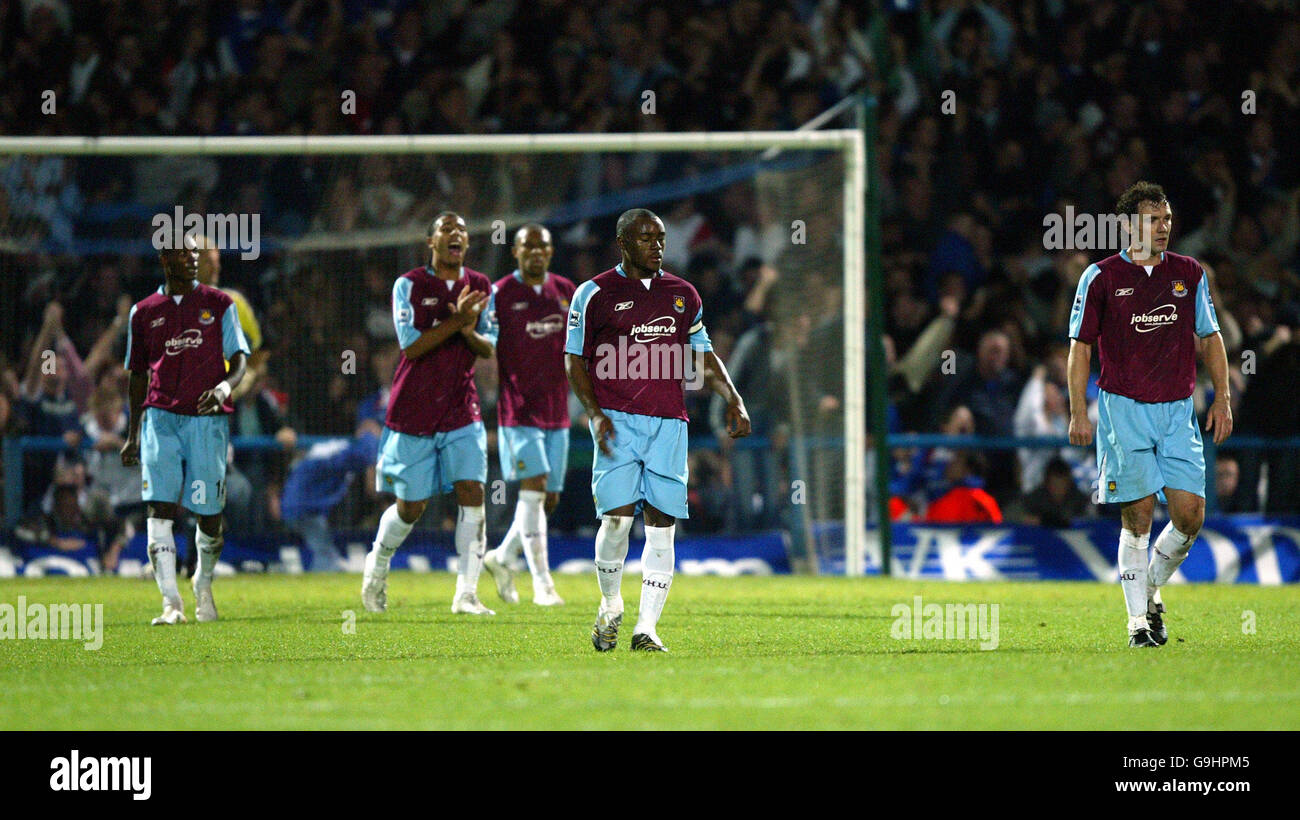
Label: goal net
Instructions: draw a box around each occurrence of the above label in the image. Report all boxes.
[0,132,865,573]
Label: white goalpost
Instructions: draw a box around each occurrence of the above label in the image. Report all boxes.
[0,130,867,575]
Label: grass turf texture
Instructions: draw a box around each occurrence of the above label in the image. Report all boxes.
[2,573,1297,730]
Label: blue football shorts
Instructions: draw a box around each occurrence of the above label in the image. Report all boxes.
[140,407,230,515]
[375,421,487,501]
[589,408,689,519]
[1095,389,1205,504]
[498,425,569,492]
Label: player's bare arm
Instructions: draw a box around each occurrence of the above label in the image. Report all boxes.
[565,352,613,455]
[198,350,248,415]
[1067,338,1093,446]
[120,368,148,467]
[231,348,268,402]
[1200,331,1233,444]
[696,349,751,438]
[402,288,487,360]
[456,288,495,359]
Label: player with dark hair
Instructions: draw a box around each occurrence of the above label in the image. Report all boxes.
[566,208,751,652]
[361,212,500,615]
[1068,181,1233,647]
[482,224,575,606]
[121,234,250,625]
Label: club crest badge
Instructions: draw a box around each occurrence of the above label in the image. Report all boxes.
[1171,280,1188,298]
[673,295,686,313]
[198,308,215,325]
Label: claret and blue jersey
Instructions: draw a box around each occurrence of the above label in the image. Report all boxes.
[386,265,498,435]
[1069,249,1219,403]
[564,264,713,422]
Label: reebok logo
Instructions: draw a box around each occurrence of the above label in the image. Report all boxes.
[615,301,634,311]
[50,750,151,800]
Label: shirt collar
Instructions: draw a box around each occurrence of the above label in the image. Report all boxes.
[425,265,464,281]
[1120,249,1165,265]
[513,269,549,286]
[157,281,197,296]
[615,264,660,279]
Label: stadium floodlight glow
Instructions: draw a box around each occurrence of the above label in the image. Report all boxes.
[0,130,868,576]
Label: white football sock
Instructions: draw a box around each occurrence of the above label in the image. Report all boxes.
[1118,528,1151,630]
[1148,521,1196,589]
[455,504,487,597]
[494,517,522,563]
[146,517,181,606]
[594,515,633,613]
[195,524,222,585]
[369,504,414,574]
[515,489,552,589]
[635,524,676,639]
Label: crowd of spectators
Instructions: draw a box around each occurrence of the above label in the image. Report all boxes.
[3,0,1300,560]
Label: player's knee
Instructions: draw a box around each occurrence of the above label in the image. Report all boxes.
[644,509,676,528]
[198,515,223,538]
[396,499,427,523]
[1121,499,1154,535]
[600,514,633,537]
[1172,501,1205,539]
[454,482,484,507]
[148,502,177,521]
[544,492,560,515]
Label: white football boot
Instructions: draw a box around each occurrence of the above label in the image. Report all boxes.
[482,548,519,604]
[151,597,187,626]
[532,578,565,606]
[451,592,495,615]
[192,577,218,622]
[361,551,388,613]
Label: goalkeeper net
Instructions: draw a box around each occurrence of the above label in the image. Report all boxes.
[0,132,864,573]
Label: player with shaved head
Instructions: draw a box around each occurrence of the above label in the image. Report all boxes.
[566,208,751,652]
[482,224,575,606]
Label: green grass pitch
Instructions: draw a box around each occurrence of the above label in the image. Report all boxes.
[2,573,1297,730]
